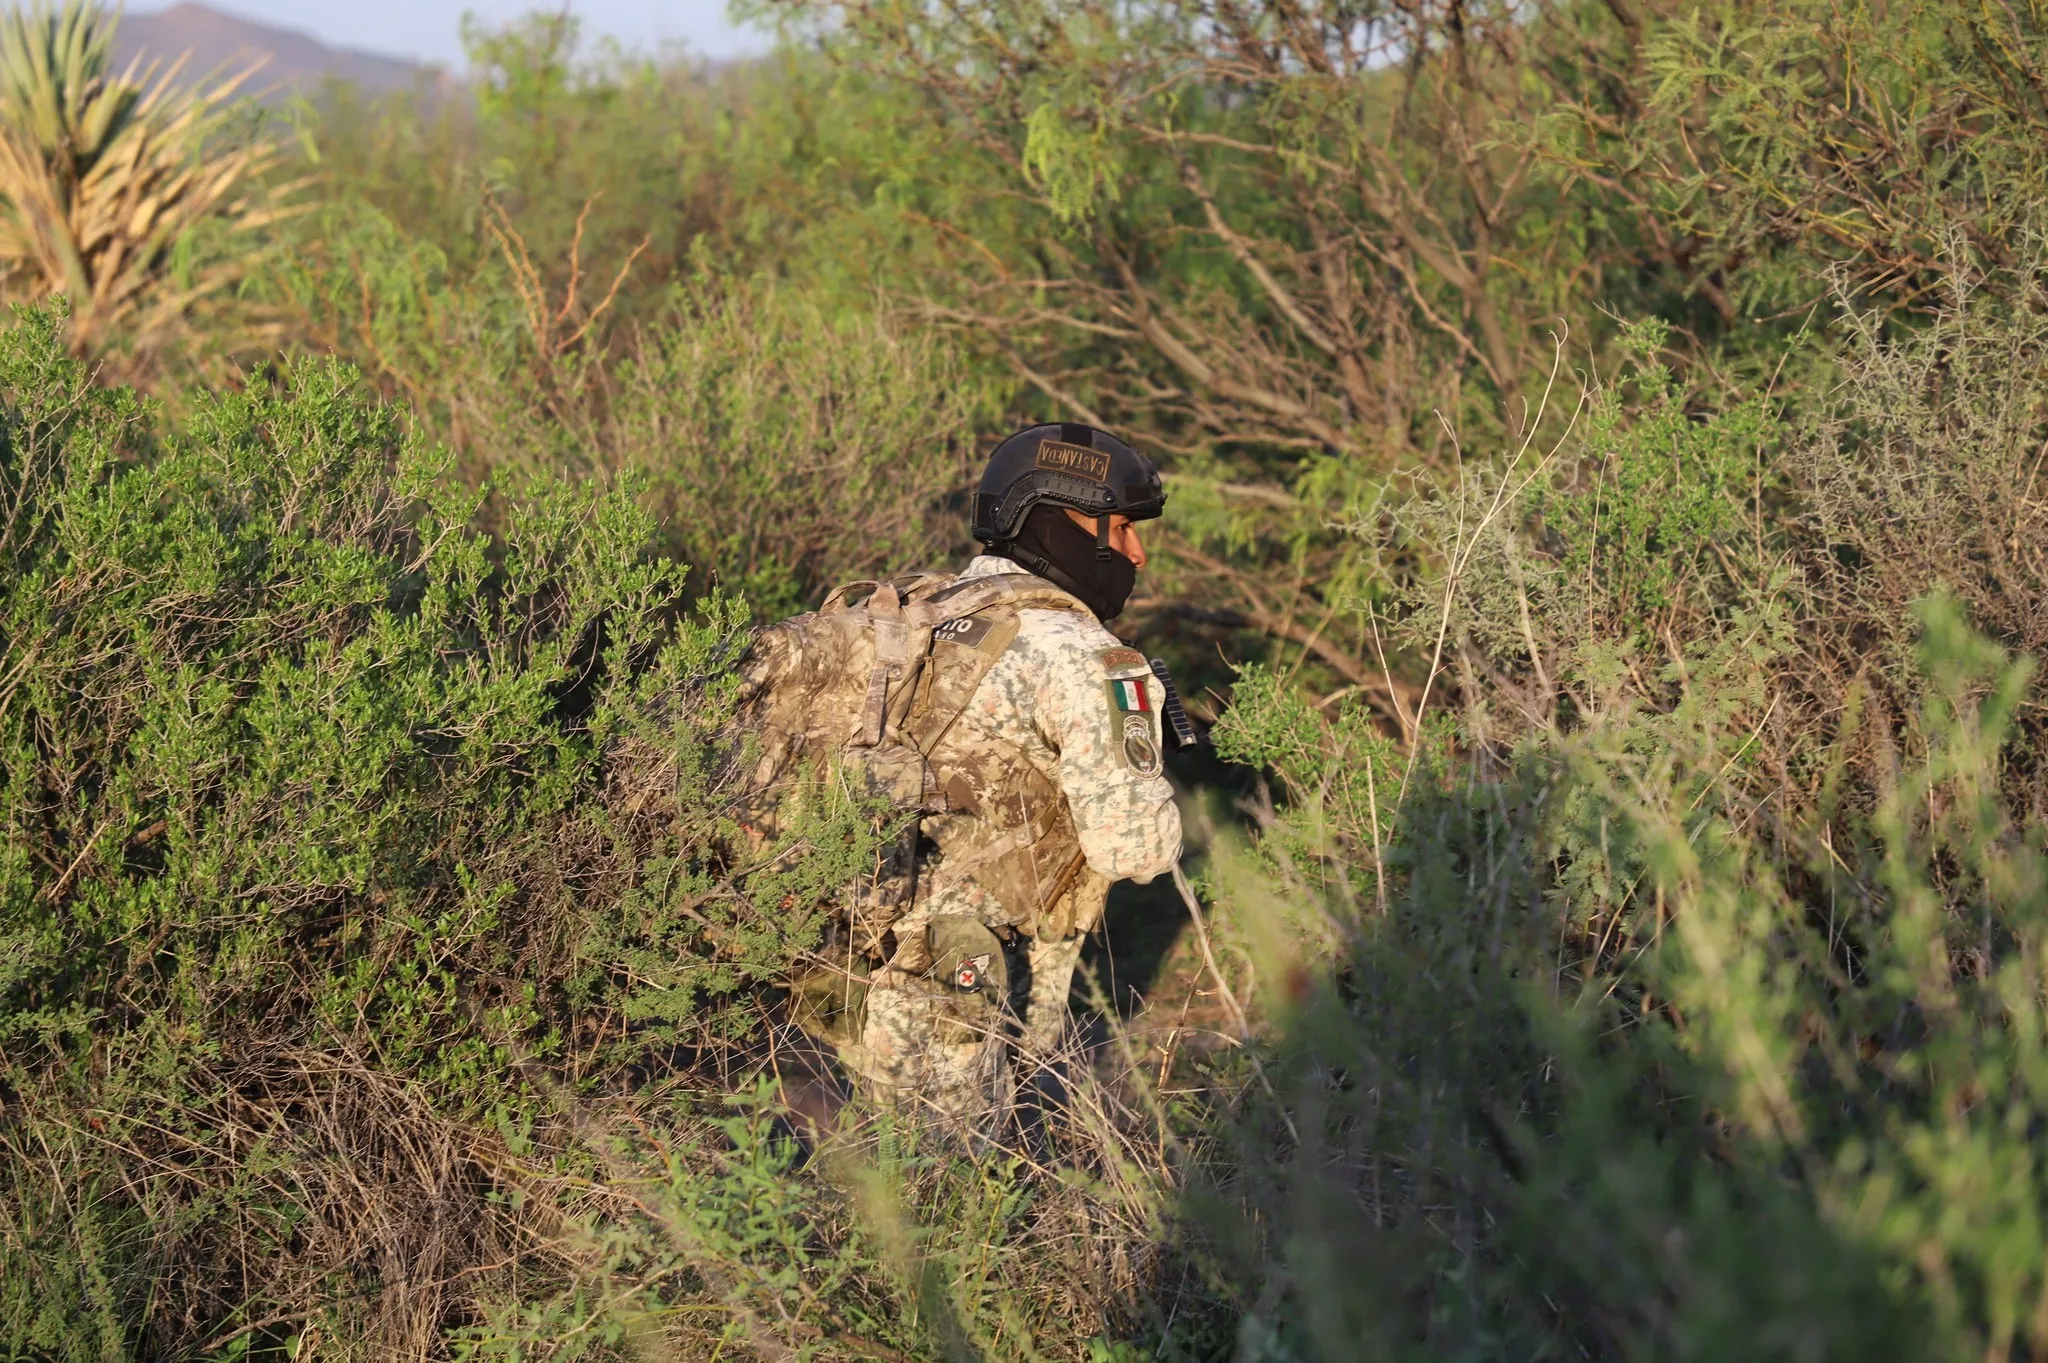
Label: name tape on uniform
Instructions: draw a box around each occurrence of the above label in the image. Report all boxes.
[934,614,997,648]
[1034,439,1112,482]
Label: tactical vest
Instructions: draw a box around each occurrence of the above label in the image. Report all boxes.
[731,568,1106,954]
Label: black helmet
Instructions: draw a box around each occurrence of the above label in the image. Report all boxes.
[972,423,1165,559]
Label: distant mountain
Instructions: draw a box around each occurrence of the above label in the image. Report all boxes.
[111,3,444,100]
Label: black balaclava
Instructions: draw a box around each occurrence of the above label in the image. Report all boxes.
[994,504,1138,622]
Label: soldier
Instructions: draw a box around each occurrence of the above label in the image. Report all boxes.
[834,422,1184,1121]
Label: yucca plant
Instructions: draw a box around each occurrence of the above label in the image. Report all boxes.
[0,1,285,353]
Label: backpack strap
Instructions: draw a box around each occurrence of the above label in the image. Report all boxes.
[848,570,1086,752]
[822,570,952,616]
[917,570,1088,623]
[897,574,1090,759]
[856,578,913,747]
[815,572,951,748]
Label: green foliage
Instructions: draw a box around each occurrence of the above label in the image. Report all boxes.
[30,0,2048,1356]
[1799,257,2048,691]
[1191,248,2048,1358]
[1537,319,1776,628]
[255,200,1002,610]
[457,1083,886,1360]
[1202,553,2021,1360]
[0,1,284,357]
[302,14,723,323]
[1210,661,1402,904]
[254,24,1015,610]
[0,300,1181,1361]
[555,279,1003,616]
[0,304,901,1355]
[1538,0,2048,336]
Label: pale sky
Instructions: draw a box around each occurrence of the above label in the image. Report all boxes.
[131,1,768,66]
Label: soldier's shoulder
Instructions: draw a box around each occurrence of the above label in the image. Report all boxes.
[1012,604,1113,650]
[1009,608,1149,676]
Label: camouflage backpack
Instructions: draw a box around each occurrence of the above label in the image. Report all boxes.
[729,568,1089,907]
[726,568,1093,1048]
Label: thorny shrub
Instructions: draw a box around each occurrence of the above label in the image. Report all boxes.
[0,303,848,1356]
[1193,263,2048,1360]
[0,303,1209,1362]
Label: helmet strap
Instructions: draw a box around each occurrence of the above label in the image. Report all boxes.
[1095,513,1113,560]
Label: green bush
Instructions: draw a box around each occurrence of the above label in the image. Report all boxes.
[1201,598,2047,1360]
[0,303,1189,1361]
[261,192,1004,614]
[1189,266,2048,1360]
[25,1,2048,1356]
[0,303,863,1355]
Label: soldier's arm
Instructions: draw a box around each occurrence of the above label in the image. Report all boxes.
[1028,615,1183,883]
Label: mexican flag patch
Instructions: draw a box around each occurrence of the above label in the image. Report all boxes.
[1110,677,1151,712]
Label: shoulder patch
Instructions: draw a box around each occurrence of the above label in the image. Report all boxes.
[1121,723,1163,778]
[1098,646,1148,673]
[933,614,997,649]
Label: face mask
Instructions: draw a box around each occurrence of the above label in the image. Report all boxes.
[996,505,1139,622]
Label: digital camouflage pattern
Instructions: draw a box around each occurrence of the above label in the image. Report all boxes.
[840,556,1182,1119]
[922,556,1180,926]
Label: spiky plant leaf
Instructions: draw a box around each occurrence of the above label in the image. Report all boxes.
[0,1,288,353]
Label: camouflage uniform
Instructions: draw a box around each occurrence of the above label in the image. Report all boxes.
[839,555,1182,1119]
